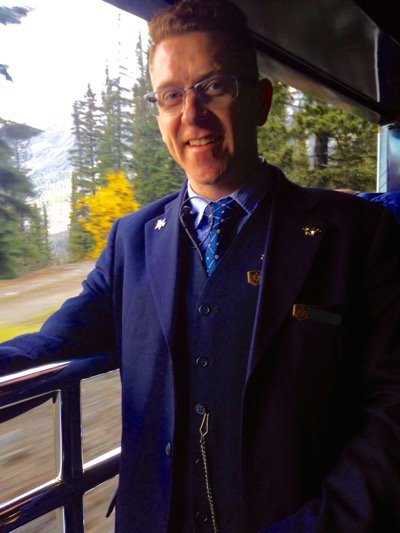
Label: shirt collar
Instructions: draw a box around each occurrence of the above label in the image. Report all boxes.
[187,157,271,228]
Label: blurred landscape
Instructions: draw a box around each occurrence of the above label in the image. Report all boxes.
[0,261,121,532]
[0,261,94,341]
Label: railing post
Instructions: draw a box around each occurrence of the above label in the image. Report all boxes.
[63,497,85,533]
[60,383,85,533]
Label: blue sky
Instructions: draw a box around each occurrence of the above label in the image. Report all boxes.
[0,0,148,130]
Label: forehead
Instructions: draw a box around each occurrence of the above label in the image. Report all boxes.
[150,31,236,89]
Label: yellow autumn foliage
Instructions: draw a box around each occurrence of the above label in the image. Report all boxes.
[78,172,139,259]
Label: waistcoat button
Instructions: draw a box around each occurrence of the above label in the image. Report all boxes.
[198,304,211,315]
[195,403,207,415]
[165,442,172,457]
[196,356,209,368]
[195,511,209,522]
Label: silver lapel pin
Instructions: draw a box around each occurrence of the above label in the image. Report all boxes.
[155,219,167,230]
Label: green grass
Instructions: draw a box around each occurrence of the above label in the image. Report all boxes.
[0,308,59,342]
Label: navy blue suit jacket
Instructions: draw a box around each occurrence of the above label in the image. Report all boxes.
[2,166,400,532]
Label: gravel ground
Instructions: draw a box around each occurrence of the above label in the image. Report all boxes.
[0,261,95,327]
[0,262,122,532]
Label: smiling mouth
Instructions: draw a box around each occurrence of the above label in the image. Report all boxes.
[187,135,221,147]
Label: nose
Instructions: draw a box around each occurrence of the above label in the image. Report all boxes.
[181,87,208,122]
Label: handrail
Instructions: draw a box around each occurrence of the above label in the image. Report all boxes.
[0,355,120,532]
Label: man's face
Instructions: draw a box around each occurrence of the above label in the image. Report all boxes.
[151,31,271,200]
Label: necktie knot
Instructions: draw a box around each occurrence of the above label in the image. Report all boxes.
[204,197,240,275]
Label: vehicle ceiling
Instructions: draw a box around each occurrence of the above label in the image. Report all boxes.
[103,0,400,125]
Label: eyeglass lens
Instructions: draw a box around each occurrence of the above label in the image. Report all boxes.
[146,75,239,116]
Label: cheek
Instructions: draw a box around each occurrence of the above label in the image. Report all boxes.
[161,130,182,165]
[235,109,257,145]
[227,103,247,138]
[157,118,167,144]
[227,114,243,151]
[158,120,182,158]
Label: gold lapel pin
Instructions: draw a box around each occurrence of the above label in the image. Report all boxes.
[292,304,309,320]
[302,226,322,237]
[247,270,261,286]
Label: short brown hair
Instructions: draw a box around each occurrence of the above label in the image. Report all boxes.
[148,0,258,78]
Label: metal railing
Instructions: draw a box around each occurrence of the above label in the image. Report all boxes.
[0,355,120,532]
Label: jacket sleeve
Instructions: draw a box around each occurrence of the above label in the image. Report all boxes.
[0,220,121,375]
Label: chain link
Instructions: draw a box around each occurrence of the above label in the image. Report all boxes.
[199,412,219,533]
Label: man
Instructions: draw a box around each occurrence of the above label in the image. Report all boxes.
[2,1,400,531]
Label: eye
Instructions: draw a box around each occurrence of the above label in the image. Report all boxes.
[159,89,184,106]
[202,78,227,95]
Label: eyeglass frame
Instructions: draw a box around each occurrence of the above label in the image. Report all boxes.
[143,73,257,117]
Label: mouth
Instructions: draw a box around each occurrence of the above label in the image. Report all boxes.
[186,135,222,147]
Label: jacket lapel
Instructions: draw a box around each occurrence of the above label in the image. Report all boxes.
[246,177,328,380]
[145,185,187,348]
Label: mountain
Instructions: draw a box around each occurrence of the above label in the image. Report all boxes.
[28,124,74,236]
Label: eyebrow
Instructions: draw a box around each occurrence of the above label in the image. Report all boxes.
[154,68,224,91]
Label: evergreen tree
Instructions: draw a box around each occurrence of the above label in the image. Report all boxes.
[257,81,309,181]
[69,85,100,193]
[0,120,50,278]
[41,206,52,263]
[258,82,376,190]
[130,36,185,206]
[68,171,95,261]
[97,67,132,178]
[0,137,33,277]
[292,95,377,190]
[17,204,53,272]
[0,119,41,169]
[68,85,101,260]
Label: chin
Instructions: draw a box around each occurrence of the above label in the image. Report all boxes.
[191,176,227,191]
[192,165,229,183]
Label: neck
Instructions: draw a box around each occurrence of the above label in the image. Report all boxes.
[189,158,262,201]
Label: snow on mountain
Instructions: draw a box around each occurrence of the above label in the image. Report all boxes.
[28,124,74,235]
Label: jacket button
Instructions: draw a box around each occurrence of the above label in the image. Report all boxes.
[195,404,206,415]
[165,442,172,457]
[195,511,209,522]
[198,304,211,315]
[196,356,209,368]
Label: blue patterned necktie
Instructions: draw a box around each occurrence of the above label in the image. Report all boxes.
[204,196,240,275]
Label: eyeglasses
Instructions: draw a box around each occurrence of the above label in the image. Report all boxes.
[144,74,242,117]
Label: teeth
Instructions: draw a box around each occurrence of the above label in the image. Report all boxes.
[188,136,219,146]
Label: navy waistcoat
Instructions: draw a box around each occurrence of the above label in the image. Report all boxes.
[169,197,271,532]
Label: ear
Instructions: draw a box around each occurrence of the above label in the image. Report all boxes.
[257,78,273,126]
